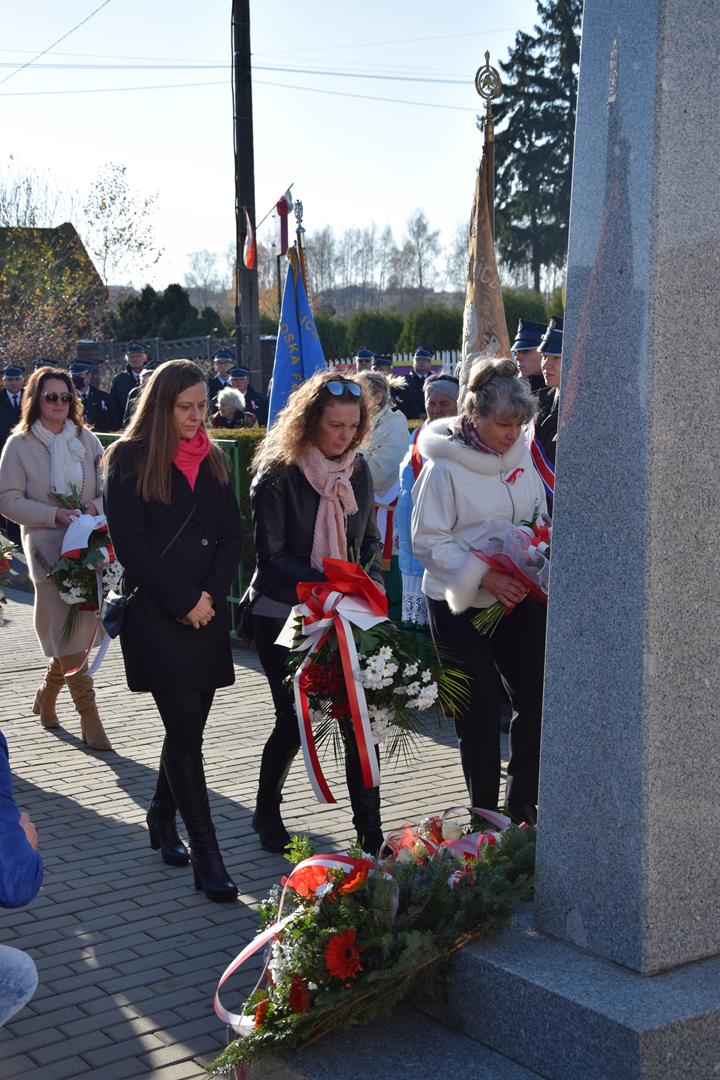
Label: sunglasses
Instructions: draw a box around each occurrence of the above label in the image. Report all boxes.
[325,380,362,398]
[42,392,74,404]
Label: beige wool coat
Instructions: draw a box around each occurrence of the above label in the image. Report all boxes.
[0,426,104,658]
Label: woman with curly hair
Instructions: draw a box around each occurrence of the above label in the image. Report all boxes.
[0,367,112,750]
[412,357,547,826]
[247,371,384,854]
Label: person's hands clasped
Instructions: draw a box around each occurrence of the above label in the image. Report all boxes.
[55,507,80,528]
[19,811,39,850]
[183,590,215,630]
[482,569,528,610]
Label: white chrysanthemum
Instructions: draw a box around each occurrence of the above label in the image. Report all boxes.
[404,662,419,677]
[421,669,433,683]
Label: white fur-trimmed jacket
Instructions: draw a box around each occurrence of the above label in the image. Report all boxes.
[410,419,547,613]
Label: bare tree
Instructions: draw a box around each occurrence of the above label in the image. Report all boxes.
[184,249,221,309]
[445,219,470,292]
[305,226,337,296]
[402,209,441,290]
[0,157,71,228]
[81,163,162,285]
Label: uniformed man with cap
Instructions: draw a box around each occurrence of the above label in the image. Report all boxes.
[353,346,375,373]
[372,354,407,412]
[109,341,148,430]
[511,318,548,394]
[400,345,434,421]
[0,365,25,456]
[208,347,235,400]
[33,359,56,371]
[122,360,161,427]
[226,366,268,426]
[69,362,112,431]
[530,317,563,516]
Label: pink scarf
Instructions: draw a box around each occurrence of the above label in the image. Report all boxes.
[455,415,497,455]
[173,428,211,490]
[298,446,358,571]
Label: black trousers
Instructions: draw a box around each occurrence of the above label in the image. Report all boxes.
[150,688,215,809]
[426,596,546,811]
[253,614,301,759]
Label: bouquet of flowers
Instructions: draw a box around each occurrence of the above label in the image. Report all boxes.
[208,808,535,1077]
[0,542,15,608]
[279,559,467,803]
[471,515,551,636]
[46,498,122,640]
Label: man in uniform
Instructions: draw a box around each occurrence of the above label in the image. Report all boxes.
[353,346,375,373]
[0,365,25,541]
[372,355,407,412]
[530,317,563,516]
[208,347,235,400]
[400,346,434,421]
[122,360,160,427]
[227,367,268,426]
[69,362,112,431]
[511,318,548,394]
[109,341,147,430]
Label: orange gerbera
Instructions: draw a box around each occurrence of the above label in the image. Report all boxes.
[337,861,369,896]
[253,996,269,1030]
[325,929,363,980]
[288,973,312,1013]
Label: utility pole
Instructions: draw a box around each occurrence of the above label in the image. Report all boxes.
[232,0,261,386]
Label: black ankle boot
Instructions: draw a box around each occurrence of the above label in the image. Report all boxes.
[162,752,238,903]
[505,802,538,826]
[252,736,298,853]
[146,806,190,867]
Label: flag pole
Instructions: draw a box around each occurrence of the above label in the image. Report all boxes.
[475,51,503,240]
[294,199,310,295]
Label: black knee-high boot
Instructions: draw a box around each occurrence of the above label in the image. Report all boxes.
[162,752,238,903]
[146,747,190,867]
[344,732,383,855]
[252,731,299,853]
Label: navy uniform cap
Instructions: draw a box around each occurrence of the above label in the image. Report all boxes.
[125,341,146,354]
[539,317,563,357]
[512,318,547,353]
[2,364,24,377]
[228,366,250,379]
[353,346,375,361]
[372,356,392,369]
[69,361,91,375]
[213,347,235,362]
[413,346,434,361]
[33,358,55,370]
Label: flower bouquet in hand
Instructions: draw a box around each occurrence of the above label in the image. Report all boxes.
[279,559,468,803]
[471,514,551,636]
[208,812,535,1077]
[0,541,15,608]
[46,496,122,640]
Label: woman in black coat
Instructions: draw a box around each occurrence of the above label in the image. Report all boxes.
[103,360,242,903]
[246,371,384,855]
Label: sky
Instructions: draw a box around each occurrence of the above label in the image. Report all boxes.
[1,0,539,288]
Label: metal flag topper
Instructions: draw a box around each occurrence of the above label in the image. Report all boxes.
[294,199,310,293]
[474,50,503,240]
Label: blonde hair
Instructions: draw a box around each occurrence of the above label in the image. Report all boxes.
[251,370,370,473]
[464,356,537,423]
[356,370,406,411]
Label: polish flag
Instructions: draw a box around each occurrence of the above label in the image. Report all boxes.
[276,188,294,255]
[243,208,256,270]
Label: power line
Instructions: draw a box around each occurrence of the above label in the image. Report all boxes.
[254,79,478,113]
[0,0,113,88]
[0,79,227,97]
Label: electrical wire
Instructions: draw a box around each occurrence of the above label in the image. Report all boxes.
[253,79,478,112]
[0,0,113,87]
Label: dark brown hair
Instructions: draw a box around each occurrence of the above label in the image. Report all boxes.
[104,359,228,503]
[251,370,370,473]
[17,368,84,435]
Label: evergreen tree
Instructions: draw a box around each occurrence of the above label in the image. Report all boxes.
[492,0,582,290]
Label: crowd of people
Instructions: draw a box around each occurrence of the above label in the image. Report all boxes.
[0,315,562,1027]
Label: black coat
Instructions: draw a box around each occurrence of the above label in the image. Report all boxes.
[0,389,22,456]
[244,385,268,426]
[249,458,382,606]
[208,375,228,400]
[397,370,427,421]
[79,386,112,431]
[534,386,558,516]
[109,368,141,430]
[103,447,242,692]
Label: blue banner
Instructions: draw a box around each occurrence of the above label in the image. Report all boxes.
[267,262,326,425]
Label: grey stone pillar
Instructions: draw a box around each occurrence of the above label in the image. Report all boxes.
[420,2,720,1075]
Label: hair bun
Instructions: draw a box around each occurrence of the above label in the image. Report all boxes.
[467,356,518,393]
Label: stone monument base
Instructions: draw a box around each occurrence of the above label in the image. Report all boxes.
[419,908,720,1080]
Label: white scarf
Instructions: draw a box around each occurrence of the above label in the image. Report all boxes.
[31,419,86,496]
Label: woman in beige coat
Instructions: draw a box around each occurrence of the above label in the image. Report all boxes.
[0,367,112,751]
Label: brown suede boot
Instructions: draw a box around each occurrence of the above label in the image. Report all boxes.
[32,657,64,729]
[60,654,112,752]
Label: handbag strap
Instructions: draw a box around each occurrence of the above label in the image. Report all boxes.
[122,502,196,603]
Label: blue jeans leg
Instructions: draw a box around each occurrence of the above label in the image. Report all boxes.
[0,945,38,1027]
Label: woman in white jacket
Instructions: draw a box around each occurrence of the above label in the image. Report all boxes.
[411,357,547,824]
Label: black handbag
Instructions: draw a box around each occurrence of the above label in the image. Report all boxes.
[101,503,196,639]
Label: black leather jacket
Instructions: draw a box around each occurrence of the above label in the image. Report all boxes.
[249,458,382,605]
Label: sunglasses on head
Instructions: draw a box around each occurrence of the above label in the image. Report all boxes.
[325,380,362,398]
[42,392,74,404]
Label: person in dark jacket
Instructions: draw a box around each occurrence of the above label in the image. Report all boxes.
[511,318,548,394]
[69,362,112,431]
[103,360,242,903]
[121,360,160,428]
[247,370,384,854]
[397,346,434,420]
[0,730,43,1027]
[0,364,25,543]
[530,318,563,516]
[207,347,235,401]
[228,367,268,426]
[108,342,147,430]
